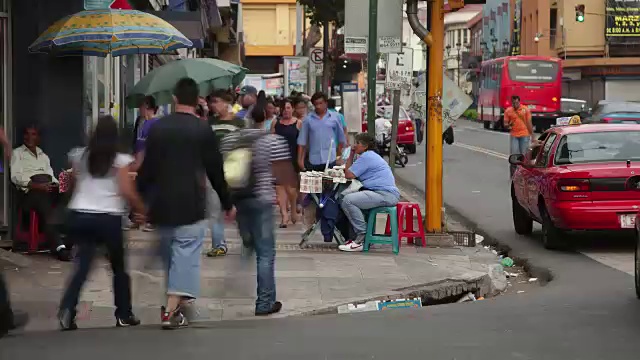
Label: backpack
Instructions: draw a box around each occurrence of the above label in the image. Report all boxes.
[222,130,266,200]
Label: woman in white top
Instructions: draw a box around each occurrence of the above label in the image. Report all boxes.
[58,116,146,331]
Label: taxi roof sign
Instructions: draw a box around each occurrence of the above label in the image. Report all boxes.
[568,115,581,125]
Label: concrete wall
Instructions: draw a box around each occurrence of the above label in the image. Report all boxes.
[12,0,86,173]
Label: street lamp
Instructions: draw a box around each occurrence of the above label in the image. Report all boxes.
[490,37,498,58]
[455,42,462,86]
[502,40,510,55]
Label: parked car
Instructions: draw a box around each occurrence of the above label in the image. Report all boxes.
[635,214,640,299]
[583,100,640,124]
[362,106,417,154]
[509,122,640,249]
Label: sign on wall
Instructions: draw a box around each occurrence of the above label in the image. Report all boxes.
[606,0,640,44]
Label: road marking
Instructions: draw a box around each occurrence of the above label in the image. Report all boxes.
[458,125,510,137]
[453,142,509,160]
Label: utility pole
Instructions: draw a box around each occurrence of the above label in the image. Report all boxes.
[425,0,444,232]
[322,21,330,94]
[295,3,304,56]
[366,0,378,136]
[388,89,401,171]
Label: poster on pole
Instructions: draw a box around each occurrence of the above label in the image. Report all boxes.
[341,83,362,133]
[385,49,414,90]
[345,37,368,54]
[283,57,309,96]
[310,48,324,76]
[345,0,403,52]
[379,36,402,54]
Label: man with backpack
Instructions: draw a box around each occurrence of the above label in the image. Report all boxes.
[220,92,292,316]
[205,89,245,257]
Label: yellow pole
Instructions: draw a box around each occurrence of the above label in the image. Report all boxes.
[426,0,444,232]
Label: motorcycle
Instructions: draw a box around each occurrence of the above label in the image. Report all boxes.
[376,119,409,167]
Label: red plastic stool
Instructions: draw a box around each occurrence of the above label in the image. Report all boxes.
[385,202,426,247]
[14,210,47,253]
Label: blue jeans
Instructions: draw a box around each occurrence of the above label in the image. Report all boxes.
[207,184,226,249]
[510,136,531,155]
[341,190,400,238]
[156,221,206,299]
[60,212,132,319]
[235,198,276,313]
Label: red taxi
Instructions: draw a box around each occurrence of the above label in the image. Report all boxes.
[509,121,640,249]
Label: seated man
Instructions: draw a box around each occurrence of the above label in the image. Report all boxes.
[10,126,71,261]
[338,133,401,252]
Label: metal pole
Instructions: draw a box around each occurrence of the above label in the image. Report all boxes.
[388,89,401,171]
[425,0,444,232]
[366,0,378,136]
[322,21,330,94]
[295,3,303,56]
[457,55,460,87]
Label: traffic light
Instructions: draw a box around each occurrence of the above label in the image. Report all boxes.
[575,4,585,22]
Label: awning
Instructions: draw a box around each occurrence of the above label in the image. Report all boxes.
[150,10,205,49]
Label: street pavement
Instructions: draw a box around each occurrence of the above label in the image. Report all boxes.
[0,211,501,333]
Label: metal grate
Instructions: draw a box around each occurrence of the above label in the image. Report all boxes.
[448,230,476,247]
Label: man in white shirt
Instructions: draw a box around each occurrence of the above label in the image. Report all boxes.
[10,126,70,261]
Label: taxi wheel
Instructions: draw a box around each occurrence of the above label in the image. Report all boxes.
[635,229,640,299]
[405,144,416,154]
[512,198,533,235]
[541,208,566,250]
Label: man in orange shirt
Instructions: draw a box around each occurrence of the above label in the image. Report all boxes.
[504,95,535,175]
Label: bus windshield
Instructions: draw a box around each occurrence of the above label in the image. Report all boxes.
[508,60,559,83]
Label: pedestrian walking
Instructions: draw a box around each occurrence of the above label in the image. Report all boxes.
[0,128,29,338]
[58,116,146,331]
[503,95,535,176]
[271,99,301,227]
[220,92,291,316]
[206,89,245,258]
[137,78,234,330]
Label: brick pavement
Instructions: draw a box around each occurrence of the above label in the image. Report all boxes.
[1,214,501,332]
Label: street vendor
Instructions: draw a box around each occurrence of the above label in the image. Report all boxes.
[338,133,400,252]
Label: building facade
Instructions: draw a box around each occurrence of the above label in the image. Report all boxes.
[518,0,640,105]
[444,5,481,93]
[0,0,225,243]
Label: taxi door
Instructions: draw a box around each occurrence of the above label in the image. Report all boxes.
[525,133,558,220]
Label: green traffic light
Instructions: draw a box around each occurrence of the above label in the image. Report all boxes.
[577,14,584,22]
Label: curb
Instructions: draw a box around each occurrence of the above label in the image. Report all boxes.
[395,178,554,285]
[289,273,492,317]
[0,248,33,269]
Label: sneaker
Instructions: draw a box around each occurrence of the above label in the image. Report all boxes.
[206,246,227,257]
[161,306,188,330]
[255,301,283,316]
[339,241,363,252]
[116,314,141,327]
[57,309,78,331]
[142,223,155,232]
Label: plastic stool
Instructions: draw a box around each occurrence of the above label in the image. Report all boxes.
[14,210,47,253]
[385,202,426,247]
[364,206,399,254]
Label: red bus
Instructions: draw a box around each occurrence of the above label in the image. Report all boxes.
[478,56,563,132]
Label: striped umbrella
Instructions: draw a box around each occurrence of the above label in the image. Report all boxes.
[28,9,193,57]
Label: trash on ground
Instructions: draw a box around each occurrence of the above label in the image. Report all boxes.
[500,257,514,267]
[528,278,538,282]
[475,234,484,244]
[476,297,485,301]
[491,249,498,255]
[505,271,519,278]
[338,297,422,314]
[517,290,525,294]
[456,292,477,303]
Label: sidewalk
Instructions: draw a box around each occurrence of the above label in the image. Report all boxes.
[1,213,503,332]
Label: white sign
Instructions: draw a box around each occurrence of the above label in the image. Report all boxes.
[385,50,414,90]
[379,36,402,54]
[345,0,403,49]
[345,36,368,54]
[310,48,324,76]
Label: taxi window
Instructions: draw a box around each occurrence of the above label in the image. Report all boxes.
[555,130,640,165]
[535,133,558,167]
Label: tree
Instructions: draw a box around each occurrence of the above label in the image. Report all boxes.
[297,0,345,27]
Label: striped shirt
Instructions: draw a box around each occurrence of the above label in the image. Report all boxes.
[220,129,290,203]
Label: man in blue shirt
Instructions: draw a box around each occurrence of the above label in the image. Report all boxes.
[328,98,348,144]
[297,92,347,171]
[235,85,258,123]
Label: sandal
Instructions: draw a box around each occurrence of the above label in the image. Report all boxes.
[206,246,227,257]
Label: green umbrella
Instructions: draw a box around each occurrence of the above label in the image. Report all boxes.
[126,58,247,108]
